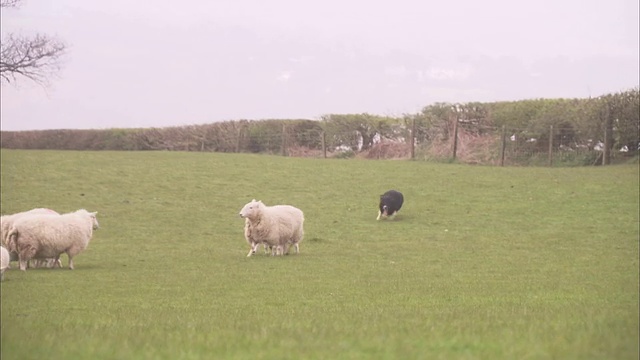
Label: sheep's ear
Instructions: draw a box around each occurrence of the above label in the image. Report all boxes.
[251,199,256,202]
[91,212,98,216]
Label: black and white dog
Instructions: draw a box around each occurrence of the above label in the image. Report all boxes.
[377,190,404,220]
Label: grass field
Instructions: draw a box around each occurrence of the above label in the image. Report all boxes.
[1,149,638,360]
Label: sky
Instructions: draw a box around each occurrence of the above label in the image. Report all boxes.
[0,0,638,131]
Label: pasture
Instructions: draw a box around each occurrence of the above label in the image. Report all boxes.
[0,149,638,360]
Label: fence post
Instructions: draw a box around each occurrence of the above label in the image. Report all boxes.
[602,106,611,165]
[602,127,609,165]
[281,123,287,156]
[500,125,506,166]
[452,116,459,160]
[235,127,242,153]
[548,125,553,167]
[321,131,327,158]
[410,117,416,160]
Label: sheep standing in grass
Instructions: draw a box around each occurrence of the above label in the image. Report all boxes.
[1,246,9,281]
[7,209,99,271]
[1,208,60,266]
[239,199,304,257]
[1,208,59,252]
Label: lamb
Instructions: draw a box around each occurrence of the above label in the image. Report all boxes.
[1,246,9,281]
[31,258,63,268]
[244,219,272,255]
[7,209,99,271]
[239,199,304,257]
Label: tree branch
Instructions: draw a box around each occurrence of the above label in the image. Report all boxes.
[0,0,21,9]
[0,33,67,85]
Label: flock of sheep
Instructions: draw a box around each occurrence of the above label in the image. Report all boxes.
[1,190,403,281]
[0,208,99,280]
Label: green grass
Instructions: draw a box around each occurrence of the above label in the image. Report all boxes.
[1,149,638,360]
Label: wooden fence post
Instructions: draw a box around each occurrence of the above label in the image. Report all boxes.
[548,125,553,167]
[235,127,242,153]
[602,106,611,165]
[410,117,416,160]
[500,125,506,166]
[321,131,327,159]
[452,116,459,160]
[281,123,287,156]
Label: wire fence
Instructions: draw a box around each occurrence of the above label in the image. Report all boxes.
[0,120,634,166]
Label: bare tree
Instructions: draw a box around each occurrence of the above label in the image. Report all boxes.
[0,0,67,85]
[0,0,21,8]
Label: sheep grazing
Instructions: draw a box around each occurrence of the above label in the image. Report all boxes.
[1,246,9,281]
[239,199,304,257]
[377,190,404,220]
[7,209,99,271]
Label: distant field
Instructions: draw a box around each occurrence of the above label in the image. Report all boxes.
[1,149,638,360]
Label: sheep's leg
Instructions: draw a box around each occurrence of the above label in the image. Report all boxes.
[389,211,398,220]
[247,242,258,257]
[18,245,36,271]
[376,210,382,220]
[66,252,75,270]
[294,243,299,254]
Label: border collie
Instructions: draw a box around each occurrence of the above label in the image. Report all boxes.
[377,190,404,220]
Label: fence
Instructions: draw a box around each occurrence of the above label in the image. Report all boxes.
[0,120,631,166]
[284,122,617,167]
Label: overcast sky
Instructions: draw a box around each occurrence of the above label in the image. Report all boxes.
[1,0,638,131]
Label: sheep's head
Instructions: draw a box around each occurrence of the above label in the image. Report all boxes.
[90,212,99,230]
[239,199,262,220]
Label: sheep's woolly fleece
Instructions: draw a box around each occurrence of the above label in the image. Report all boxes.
[239,199,304,257]
[8,209,99,271]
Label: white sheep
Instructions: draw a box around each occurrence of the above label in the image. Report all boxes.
[1,208,61,268]
[7,209,99,271]
[1,246,9,281]
[239,199,304,257]
[1,208,59,252]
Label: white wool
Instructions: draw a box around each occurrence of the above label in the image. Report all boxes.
[7,209,99,271]
[1,246,9,281]
[1,208,59,249]
[239,199,304,257]
[1,208,60,264]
